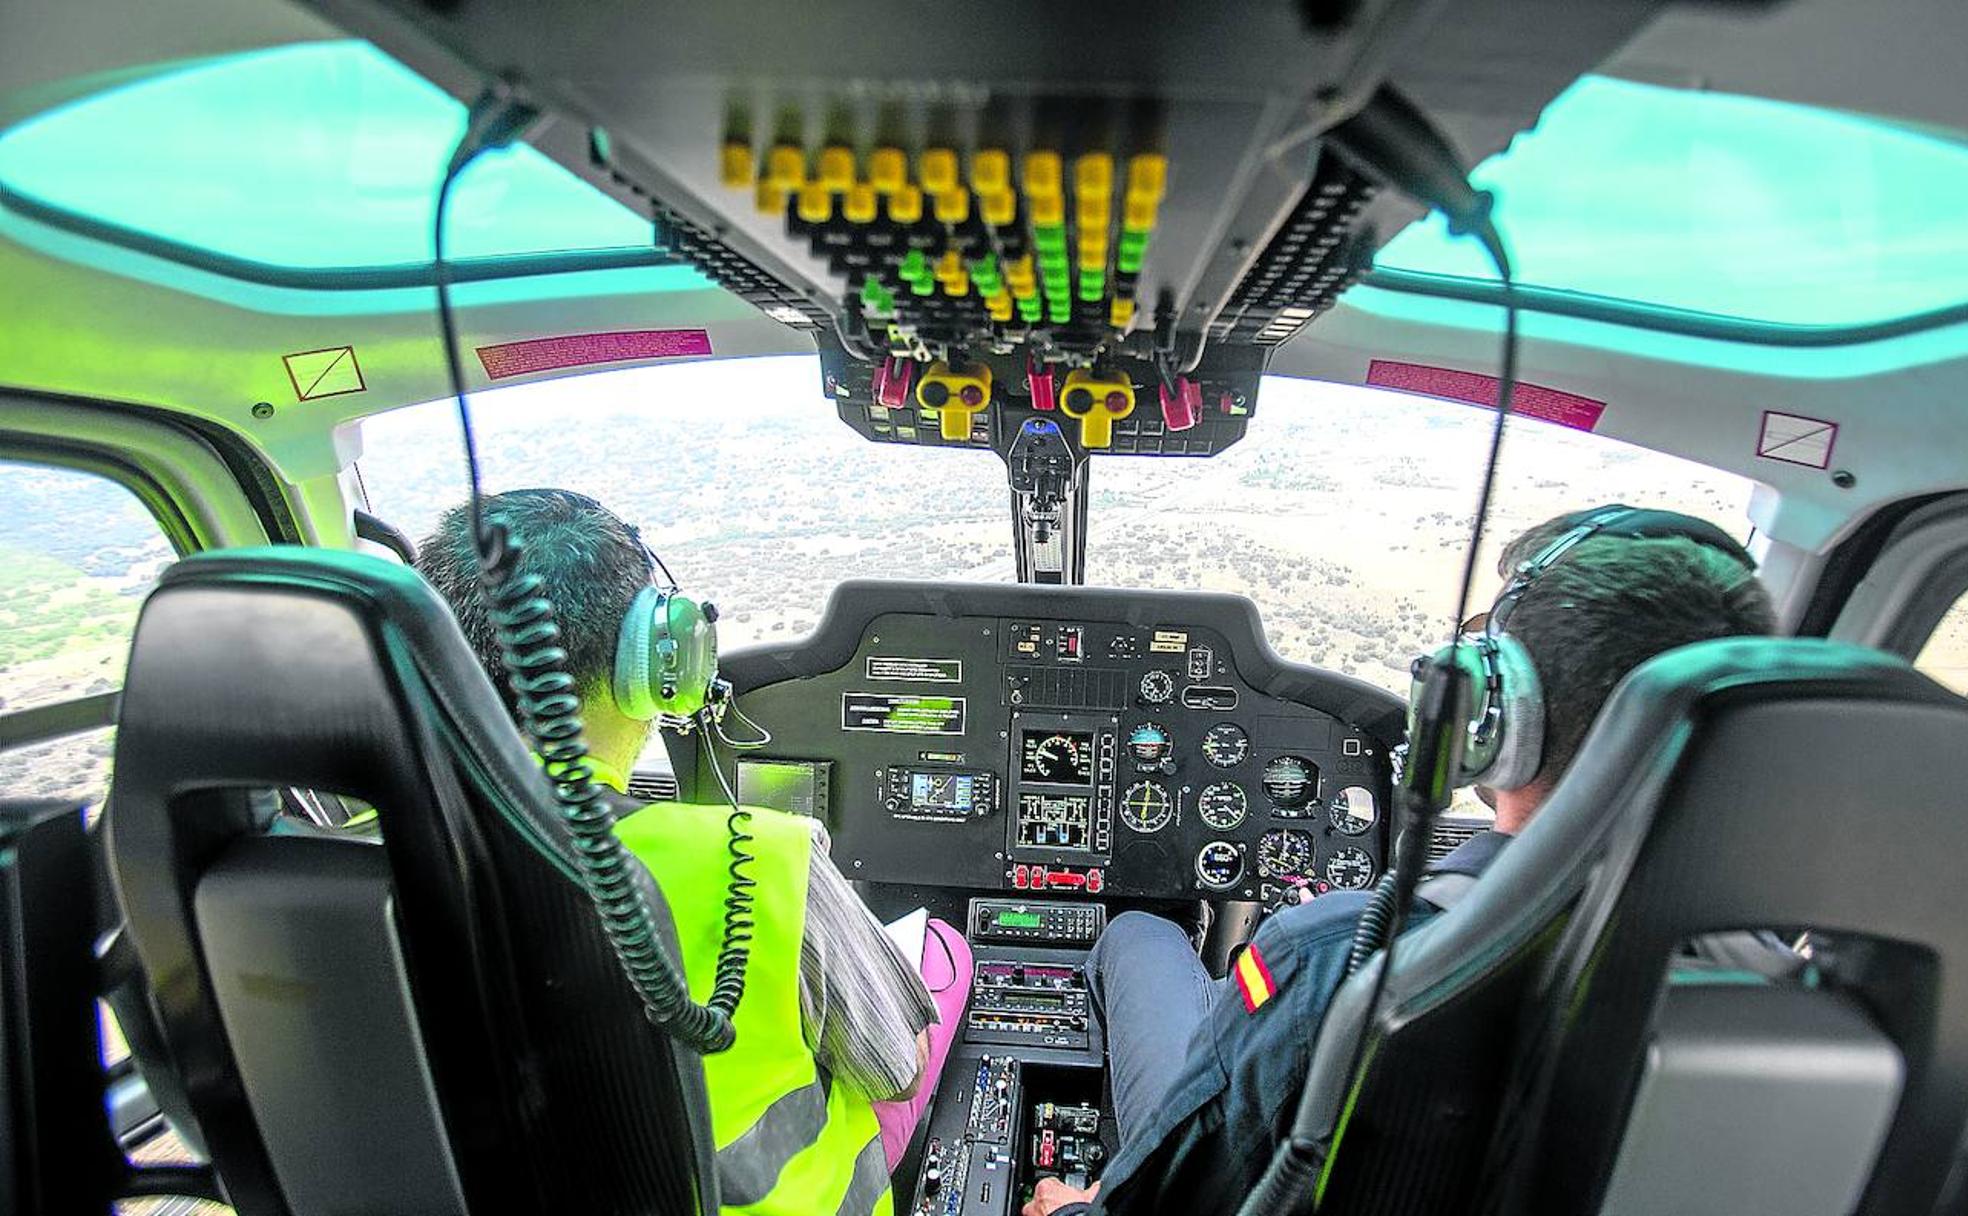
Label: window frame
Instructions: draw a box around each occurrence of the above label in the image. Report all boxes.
[1827,494,1968,661]
[0,389,278,751]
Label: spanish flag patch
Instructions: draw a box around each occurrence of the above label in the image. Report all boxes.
[1234,944,1278,1013]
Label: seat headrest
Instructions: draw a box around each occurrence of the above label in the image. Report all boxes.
[1300,636,1955,1138]
[114,545,572,864]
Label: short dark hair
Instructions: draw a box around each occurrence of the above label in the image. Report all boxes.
[415,489,653,716]
[1497,508,1777,787]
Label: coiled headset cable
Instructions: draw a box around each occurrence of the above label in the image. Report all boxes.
[433,84,746,1054]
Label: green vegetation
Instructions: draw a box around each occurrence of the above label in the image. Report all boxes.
[0,545,142,667]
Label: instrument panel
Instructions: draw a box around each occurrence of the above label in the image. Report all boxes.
[708,581,1402,904]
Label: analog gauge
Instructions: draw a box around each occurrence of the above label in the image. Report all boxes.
[1120,780,1174,834]
[1325,846,1376,891]
[1197,782,1248,831]
[1139,670,1176,705]
[1328,785,1378,836]
[1127,722,1174,768]
[1195,841,1244,891]
[1260,756,1318,811]
[1257,829,1315,880]
[1024,733,1088,783]
[1201,723,1250,769]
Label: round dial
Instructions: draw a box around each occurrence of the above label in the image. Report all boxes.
[1201,723,1250,768]
[1261,756,1318,809]
[1028,734,1085,782]
[1120,780,1174,834]
[1197,782,1248,831]
[1328,785,1378,836]
[1257,829,1315,880]
[1127,722,1173,768]
[1139,670,1176,705]
[1324,846,1376,890]
[1195,841,1244,891]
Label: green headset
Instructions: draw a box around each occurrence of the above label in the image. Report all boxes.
[612,543,722,723]
[1409,504,1757,792]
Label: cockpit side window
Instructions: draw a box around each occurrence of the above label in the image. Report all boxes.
[0,460,174,813]
[1914,596,1968,694]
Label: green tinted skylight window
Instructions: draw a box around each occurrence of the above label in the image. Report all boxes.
[1374,75,1968,327]
[0,41,655,270]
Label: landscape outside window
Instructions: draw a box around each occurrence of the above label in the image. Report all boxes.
[1915,594,1968,694]
[0,462,174,806]
[355,355,1761,780]
[7,358,1825,804]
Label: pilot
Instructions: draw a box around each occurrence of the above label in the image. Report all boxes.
[415,487,973,1212]
[1025,505,1778,1216]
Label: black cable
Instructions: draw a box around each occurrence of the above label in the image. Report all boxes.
[1341,874,1400,979]
[1309,242,1516,1207]
[432,86,742,1054]
[925,921,961,995]
[1231,84,1521,1216]
[698,713,757,1016]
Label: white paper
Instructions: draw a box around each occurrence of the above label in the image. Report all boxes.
[883,906,929,966]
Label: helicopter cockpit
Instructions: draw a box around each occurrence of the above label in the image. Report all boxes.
[4,1,1968,1214]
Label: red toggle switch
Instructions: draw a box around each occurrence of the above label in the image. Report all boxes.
[1027,361,1057,412]
[1013,864,1030,889]
[1086,868,1105,894]
[873,357,913,409]
[1159,377,1202,432]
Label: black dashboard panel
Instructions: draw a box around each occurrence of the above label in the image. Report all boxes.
[706,581,1404,903]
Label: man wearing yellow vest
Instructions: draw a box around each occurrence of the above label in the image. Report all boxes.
[414,488,973,1216]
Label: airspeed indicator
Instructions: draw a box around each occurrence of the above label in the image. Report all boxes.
[1197,782,1247,830]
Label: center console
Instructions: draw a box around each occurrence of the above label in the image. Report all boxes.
[908,898,1115,1216]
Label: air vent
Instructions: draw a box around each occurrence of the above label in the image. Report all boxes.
[626,771,681,803]
[1426,813,1487,865]
[1210,153,1377,347]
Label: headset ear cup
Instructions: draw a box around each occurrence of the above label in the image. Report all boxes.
[656,594,719,718]
[613,586,662,721]
[1483,633,1545,791]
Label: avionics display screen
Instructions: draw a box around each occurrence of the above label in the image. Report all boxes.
[1016,792,1091,850]
[1019,730,1096,785]
[910,772,976,812]
[997,911,1042,928]
[736,758,829,817]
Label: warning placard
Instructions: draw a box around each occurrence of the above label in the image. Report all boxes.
[283,346,366,401]
[1366,359,1606,432]
[866,656,963,683]
[1756,411,1838,469]
[841,692,967,735]
[476,329,713,380]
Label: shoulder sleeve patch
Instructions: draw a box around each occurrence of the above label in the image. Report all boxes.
[1233,943,1279,1013]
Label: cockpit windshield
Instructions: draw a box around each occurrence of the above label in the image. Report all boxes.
[356,355,1757,698]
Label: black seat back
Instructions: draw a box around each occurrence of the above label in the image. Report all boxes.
[1299,639,1968,1216]
[1520,641,1968,1213]
[104,547,715,1215]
